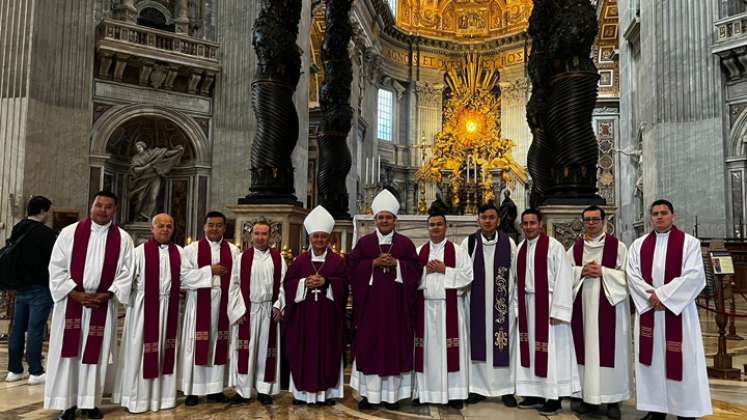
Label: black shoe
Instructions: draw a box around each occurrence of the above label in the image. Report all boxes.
[207,392,227,403]
[324,399,336,406]
[607,403,621,419]
[185,395,199,406]
[59,406,76,420]
[640,412,667,420]
[257,393,273,406]
[292,398,306,405]
[538,399,562,416]
[575,402,599,414]
[231,394,249,404]
[358,397,373,410]
[677,418,695,420]
[84,407,104,419]
[447,400,464,409]
[467,393,486,404]
[518,396,544,409]
[502,394,518,407]
[411,398,422,406]
[383,401,400,410]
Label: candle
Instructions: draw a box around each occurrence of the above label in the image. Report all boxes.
[466,156,470,180]
[365,158,369,186]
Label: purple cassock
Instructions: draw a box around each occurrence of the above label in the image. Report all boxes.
[284,250,348,393]
[347,231,421,376]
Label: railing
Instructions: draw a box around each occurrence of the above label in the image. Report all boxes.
[714,12,747,48]
[98,18,219,63]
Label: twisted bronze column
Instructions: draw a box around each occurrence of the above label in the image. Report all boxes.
[240,0,303,205]
[317,0,354,219]
[526,0,604,206]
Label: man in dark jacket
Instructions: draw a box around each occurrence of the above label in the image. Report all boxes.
[5,196,56,385]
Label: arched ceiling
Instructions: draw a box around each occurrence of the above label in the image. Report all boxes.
[395,0,532,40]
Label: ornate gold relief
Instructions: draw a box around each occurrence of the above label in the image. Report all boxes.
[396,0,532,40]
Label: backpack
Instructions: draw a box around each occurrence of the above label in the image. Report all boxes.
[0,223,40,291]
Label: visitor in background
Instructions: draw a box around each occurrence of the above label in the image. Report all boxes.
[5,195,56,385]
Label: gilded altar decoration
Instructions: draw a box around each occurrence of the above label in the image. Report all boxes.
[396,0,532,40]
[416,52,527,214]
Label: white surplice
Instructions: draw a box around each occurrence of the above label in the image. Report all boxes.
[112,243,211,413]
[289,249,344,403]
[513,235,580,400]
[460,234,518,397]
[178,239,242,396]
[627,231,712,418]
[412,239,473,404]
[350,229,412,405]
[227,247,287,399]
[44,221,134,411]
[566,234,631,405]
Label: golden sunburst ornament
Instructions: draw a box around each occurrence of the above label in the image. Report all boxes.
[416,52,527,206]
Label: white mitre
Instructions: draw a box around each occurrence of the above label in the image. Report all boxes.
[304,205,335,234]
[371,189,400,216]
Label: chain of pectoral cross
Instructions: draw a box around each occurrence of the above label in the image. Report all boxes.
[379,243,392,273]
[311,260,325,301]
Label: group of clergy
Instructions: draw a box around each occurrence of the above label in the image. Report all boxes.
[41,189,712,420]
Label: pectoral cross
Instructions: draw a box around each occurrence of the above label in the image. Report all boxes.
[312,289,321,302]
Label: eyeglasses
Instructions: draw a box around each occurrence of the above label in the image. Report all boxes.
[582,217,603,223]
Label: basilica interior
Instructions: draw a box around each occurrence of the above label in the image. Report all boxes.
[3,0,747,419]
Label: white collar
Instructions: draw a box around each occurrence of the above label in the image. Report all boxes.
[430,238,447,250]
[158,243,169,250]
[253,246,270,254]
[481,232,498,245]
[586,232,605,242]
[91,220,112,232]
[526,235,539,245]
[208,238,224,246]
[311,248,328,262]
[376,229,394,244]
[655,228,672,237]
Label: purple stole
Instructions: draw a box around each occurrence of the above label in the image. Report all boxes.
[571,234,619,367]
[61,219,121,364]
[142,239,181,379]
[195,239,232,366]
[639,227,685,381]
[517,234,550,377]
[237,248,282,380]
[469,231,512,366]
[415,241,459,372]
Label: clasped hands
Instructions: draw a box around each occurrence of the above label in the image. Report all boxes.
[306,274,327,289]
[646,289,665,311]
[372,253,398,270]
[69,290,113,309]
[581,261,603,278]
[425,259,446,274]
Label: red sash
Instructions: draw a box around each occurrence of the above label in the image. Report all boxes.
[415,241,459,372]
[517,234,550,377]
[195,239,232,366]
[639,227,685,381]
[142,239,182,379]
[61,219,121,364]
[238,248,282,381]
[571,234,619,367]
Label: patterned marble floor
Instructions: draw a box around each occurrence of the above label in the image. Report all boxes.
[2,307,747,419]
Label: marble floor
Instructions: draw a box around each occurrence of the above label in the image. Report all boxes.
[1,307,747,419]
